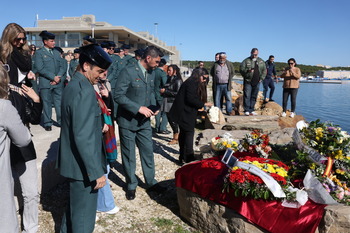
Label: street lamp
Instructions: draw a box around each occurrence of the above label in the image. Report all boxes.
[154,23,158,40]
[91,24,95,38]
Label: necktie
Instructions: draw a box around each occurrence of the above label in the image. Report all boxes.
[49,49,53,55]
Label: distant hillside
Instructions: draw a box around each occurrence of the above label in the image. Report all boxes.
[182,60,350,76]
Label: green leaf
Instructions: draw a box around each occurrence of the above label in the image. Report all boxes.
[264,191,269,200]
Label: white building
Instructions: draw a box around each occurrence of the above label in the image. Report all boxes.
[24,15,180,64]
[316,70,350,79]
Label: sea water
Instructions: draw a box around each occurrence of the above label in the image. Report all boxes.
[265,81,350,132]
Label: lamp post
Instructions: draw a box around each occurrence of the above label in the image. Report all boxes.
[154,23,158,40]
[91,24,95,38]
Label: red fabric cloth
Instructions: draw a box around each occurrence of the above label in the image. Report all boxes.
[175,154,325,233]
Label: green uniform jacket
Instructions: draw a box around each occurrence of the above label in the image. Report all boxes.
[153,67,167,102]
[33,47,65,89]
[114,62,156,131]
[69,59,79,78]
[57,72,106,182]
[59,57,68,87]
[210,61,235,90]
[240,57,267,83]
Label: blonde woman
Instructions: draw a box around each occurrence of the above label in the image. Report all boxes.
[0,65,31,233]
[0,23,42,232]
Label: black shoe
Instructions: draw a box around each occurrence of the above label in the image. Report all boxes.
[126,190,136,200]
[269,99,275,102]
[147,183,167,194]
[158,130,171,134]
[45,126,52,131]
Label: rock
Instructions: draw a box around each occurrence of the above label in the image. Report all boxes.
[261,102,283,116]
[278,113,305,128]
[208,107,226,125]
[224,115,280,133]
[318,205,350,233]
[231,81,243,92]
[268,128,295,145]
[177,187,267,233]
[234,94,265,115]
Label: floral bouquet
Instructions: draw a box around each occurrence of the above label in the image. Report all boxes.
[211,133,238,152]
[291,119,350,205]
[238,130,272,158]
[223,156,306,204]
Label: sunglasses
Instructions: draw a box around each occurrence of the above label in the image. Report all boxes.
[2,64,10,72]
[288,63,294,65]
[15,37,27,42]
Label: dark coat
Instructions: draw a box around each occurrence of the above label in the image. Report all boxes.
[161,75,183,112]
[7,48,42,164]
[169,77,204,130]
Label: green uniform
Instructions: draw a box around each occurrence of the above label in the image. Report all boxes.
[114,61,157,190]
[68,59,79,78]
[33,47,65,127]
[57,71,107,233]
[154,67,168,132]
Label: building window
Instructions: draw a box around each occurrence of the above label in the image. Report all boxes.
[67,33,80,47]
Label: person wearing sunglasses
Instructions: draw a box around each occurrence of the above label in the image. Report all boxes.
[280,58,301,118]
[240,48,267,116]
[0,23,42,233]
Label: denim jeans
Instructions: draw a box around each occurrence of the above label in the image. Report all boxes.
[215,84,232,114]
[243,82,260,113]
[97,165,116,212]
[262,78,275,100]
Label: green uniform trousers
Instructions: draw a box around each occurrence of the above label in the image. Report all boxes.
[40,87,62,127]
[119,126,157,190]
[60,179,98,233]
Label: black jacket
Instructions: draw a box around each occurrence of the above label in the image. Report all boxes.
[162,75,183,103]
[7,48,42,164]
[169,77,204,130]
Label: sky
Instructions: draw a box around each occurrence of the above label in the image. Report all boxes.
[1,0,349,67]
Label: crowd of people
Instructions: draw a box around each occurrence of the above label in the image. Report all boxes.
[0,22,302,232]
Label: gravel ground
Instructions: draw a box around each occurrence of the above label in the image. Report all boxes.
[35,129,201,233]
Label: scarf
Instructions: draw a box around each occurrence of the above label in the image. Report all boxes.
[95,91,118,162]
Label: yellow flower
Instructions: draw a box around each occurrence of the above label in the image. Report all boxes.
[226,144,231,148]
[232,141,238,147]
[275,168,288,177]
[232,166,239,170]
[309,163,316,170]
[222,141,227,146]
[334,150,344,160]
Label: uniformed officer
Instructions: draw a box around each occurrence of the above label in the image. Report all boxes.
[68,48,80,79]
[57,43,112,232]
[54,47,68,87]
[114,46,167,200]
[154,58,169,134]
[33,31,65,131]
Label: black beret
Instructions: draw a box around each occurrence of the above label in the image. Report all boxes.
[79,44,112,70]
[39,30,55,40]
[83,35,96,44]
[54,46,63,54]
[108,41,116,47]
[121,44,130,50]
[100,41,110,49]
[114,48,123,53]
[134,49,144,57]
[73,48,80,53]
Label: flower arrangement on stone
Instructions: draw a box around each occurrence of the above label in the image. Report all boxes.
[291,119,350,205]
[211,133,239,151]
[238,130,272,158]
[223,156,307,205]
